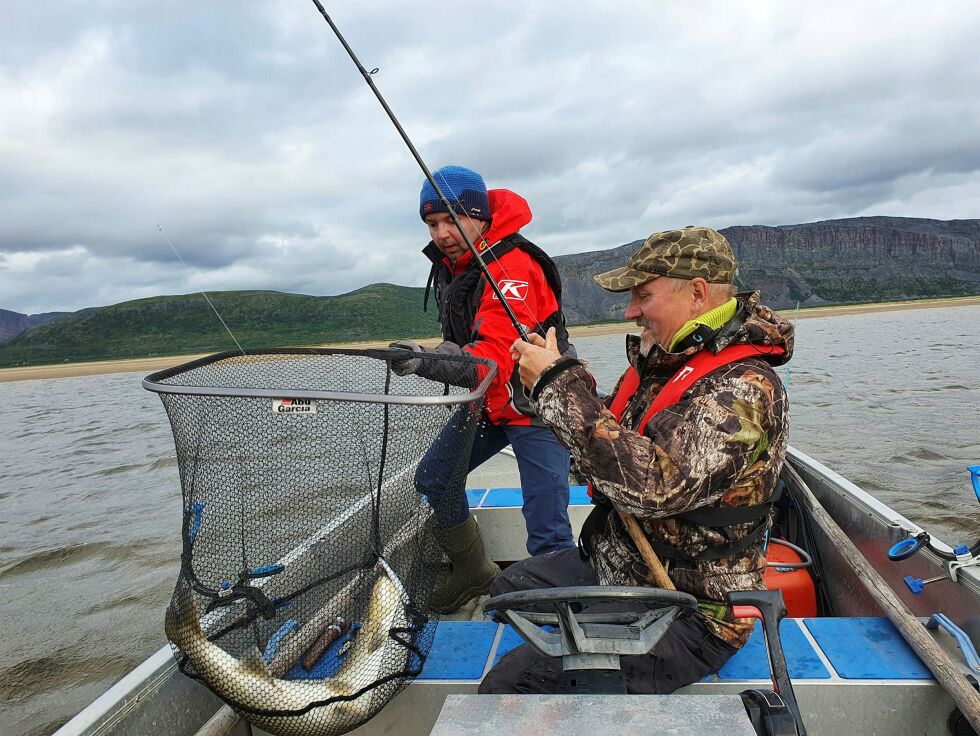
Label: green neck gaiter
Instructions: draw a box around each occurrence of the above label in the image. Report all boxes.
[667,297,738,352]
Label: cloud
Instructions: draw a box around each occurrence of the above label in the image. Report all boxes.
[1,0,979,313]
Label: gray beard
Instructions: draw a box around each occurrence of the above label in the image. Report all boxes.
[639,331,656,357]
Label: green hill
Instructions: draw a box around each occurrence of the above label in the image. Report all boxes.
[0,284,440,368]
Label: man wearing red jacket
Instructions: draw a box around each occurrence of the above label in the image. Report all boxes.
[390,165,576,612]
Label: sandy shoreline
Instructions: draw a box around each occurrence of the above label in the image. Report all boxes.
[2,294,978,383]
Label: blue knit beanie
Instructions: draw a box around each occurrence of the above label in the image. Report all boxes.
[419,165,491,221]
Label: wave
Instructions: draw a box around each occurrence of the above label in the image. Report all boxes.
[0,646,134,704]
[81,591,157,616]
[0,542,134,580]
[148,456,177,470]
[81,463,145,478]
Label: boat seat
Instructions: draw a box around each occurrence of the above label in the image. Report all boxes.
[714,620,830,680]
[417,617,933,683]
[466,485,592,509]
[801,617,933,679]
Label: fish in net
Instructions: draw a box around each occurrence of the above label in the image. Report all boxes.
[144,348,495,736]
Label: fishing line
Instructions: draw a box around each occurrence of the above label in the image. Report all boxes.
[784,300,800,392]
[309,2,532,343]
[156,224,247,357]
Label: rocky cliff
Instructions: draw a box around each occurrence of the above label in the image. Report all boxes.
[553,217,980,322]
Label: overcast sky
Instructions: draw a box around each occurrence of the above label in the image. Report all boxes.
[1,1,979,314]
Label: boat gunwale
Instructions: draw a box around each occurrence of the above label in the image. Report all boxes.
[51,646,176,736]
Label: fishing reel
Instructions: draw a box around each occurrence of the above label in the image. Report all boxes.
[888,466,980,595]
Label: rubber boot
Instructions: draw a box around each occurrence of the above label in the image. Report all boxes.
[429,515,500,614]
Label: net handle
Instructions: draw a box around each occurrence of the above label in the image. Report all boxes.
[142,348,497,406]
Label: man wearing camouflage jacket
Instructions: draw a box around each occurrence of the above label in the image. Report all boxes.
[480,226,794,694]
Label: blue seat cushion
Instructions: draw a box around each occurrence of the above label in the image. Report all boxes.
[803,617,932,679]
[467,485,592,508]
[717,620,830,680]
[417,621,499,680]
[493,625,528,664]
[418,617,935,683]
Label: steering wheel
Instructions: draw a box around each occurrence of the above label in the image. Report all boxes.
[484,585,698,661]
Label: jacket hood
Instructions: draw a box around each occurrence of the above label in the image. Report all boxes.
[423,188,532,270]
[627,291,795,375]
[482,189,532,245]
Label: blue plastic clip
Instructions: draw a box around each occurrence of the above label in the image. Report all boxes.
[251,564,285,577]
[969,465,980,503]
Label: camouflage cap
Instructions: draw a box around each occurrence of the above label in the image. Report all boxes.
[594,226,736,292]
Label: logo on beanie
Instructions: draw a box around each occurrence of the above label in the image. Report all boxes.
[423,202,434,213]
[493,280,529,301]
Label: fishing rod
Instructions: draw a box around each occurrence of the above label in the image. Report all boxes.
[309,1,531,343]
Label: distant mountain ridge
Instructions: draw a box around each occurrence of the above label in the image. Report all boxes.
[1,216,977,368]
[0,309,67,343]
[0,285,438,368]
[554,216,980,322]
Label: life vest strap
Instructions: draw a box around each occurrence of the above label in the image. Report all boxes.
[646,516,771,562]
[677,484,782,527]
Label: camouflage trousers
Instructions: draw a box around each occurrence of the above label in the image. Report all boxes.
[478,549,736,694]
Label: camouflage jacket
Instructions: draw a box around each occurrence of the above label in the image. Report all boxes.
[531,292,793,648]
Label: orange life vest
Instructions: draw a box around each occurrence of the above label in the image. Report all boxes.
[581,342,787,563]
[609,343,785,431]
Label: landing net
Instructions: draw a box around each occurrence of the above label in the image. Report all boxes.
[144,348,494,736]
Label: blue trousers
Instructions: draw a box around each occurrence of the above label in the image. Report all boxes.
[416,414,575,556]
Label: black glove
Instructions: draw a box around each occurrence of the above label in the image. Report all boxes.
[388,340,424,376]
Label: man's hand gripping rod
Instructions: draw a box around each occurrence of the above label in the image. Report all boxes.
[310,1,531,343]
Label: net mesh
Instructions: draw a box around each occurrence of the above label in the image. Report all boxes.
[145,348,492,736]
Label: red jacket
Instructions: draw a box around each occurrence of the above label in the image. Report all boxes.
[423,189,570,426]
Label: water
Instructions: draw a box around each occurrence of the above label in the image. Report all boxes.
[1,305,978,735]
